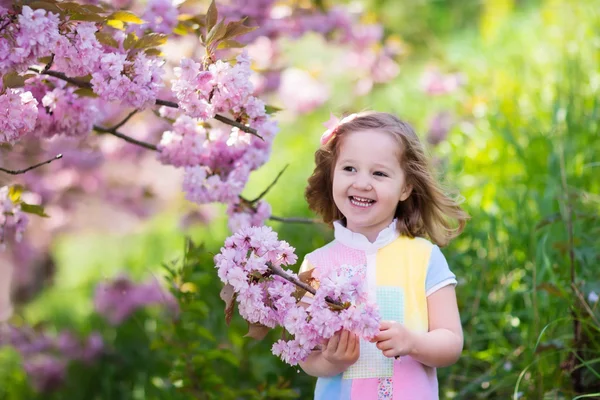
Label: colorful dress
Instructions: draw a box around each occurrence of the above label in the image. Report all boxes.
[299,219,457,400]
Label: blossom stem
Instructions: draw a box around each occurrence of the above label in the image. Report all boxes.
[268,264,344,309]
[249,164,288,203]
[93,125,158,151]
[0,154,63,175]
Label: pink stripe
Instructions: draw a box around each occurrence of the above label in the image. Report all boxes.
[351,378,379,399]
[392,356,438,399]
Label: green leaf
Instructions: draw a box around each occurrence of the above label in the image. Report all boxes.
[134,33,167,49]
[73,87,98,98]
[8,185,24,203]
[265,105,283,114]
[106,19,124,30]
[108,10,144,24]
[123,32,137,50]
[2,71,26,89]
[68,12,104,22]
[95,31,119,48]
[217,39,245,50]
[206,0,218,32]
[20,203,50,218]
[224,20,257,40]
[144,48,163,57]
[173,21,193,36]
[206,20,227,46]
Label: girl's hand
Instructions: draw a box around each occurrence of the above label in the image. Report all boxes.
[371,321,417,358]
[321,330,360,367]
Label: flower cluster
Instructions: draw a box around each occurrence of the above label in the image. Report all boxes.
[54,22,104,77]
[0,6,60,75]
[214,226,380,365]
[137,0,179,35]
[26,76,101,139]
[165,53,278,209]
[0,186,29,249]
[91,51,165,110]
[0,324,104,393]
[0,88,38,144]
[94,275,179,325]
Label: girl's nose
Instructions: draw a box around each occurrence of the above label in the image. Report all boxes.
[352,174,373,191]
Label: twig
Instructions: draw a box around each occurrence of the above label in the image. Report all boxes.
[268,264,344,309]
[110,110,138,131]
[571,283,600,327]
[42,54,55,73]
[0,154,63,175]
[269,215,320,224]
[249,164,288,203]
[93,125,158,151]
[213,114,261,139]
[28,68,91,88]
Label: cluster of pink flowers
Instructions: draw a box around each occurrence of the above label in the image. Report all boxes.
[0,324,104,393]
[172,52,256,120]
[54,22,104,77]
[0,6,60,74]
[226,199,272,232]
[94,275,179,325]
[91,51,165,110]
[165,53,278,210]
[0,88,38,144]
[26,76,101,139]
[214,226,380,365]
[420,66,466,96]
[0,186,29,249]
[136,0,179,35]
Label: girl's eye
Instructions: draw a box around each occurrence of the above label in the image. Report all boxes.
[374,171,388,177]
[343,166,356,172]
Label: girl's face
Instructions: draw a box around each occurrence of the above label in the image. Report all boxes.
[332,129,412,242]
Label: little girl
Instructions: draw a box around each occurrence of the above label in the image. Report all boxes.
[298,111,468,399]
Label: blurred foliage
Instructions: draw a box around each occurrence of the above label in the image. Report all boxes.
[2,0,600,398]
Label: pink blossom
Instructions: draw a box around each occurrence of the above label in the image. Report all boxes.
[0,89,38,144]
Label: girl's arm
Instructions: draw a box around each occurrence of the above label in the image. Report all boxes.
[372,285,463,368]
[299,330,360,377]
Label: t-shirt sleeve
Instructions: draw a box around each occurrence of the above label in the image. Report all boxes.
[425,245,457,297]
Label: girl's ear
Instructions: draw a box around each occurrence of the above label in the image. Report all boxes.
[399,184,413,202]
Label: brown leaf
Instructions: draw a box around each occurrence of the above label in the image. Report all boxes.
[537,282,564,298]
[225,20,258,40]
[244,322,271,340]
[220,284,236,326]
[206,0,218,32]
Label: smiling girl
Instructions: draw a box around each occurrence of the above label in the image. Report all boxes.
[298,111,469,399]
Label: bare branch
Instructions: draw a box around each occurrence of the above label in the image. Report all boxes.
[155,99,178,108]
[110,110,138,131]
[0,154,63,175]
[269,215,320,224]
[93,125,158,151]
[249,164,288,203]
[28,68,92,88]
[213,114,262,140]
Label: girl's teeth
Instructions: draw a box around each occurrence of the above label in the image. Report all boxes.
[350,196,374,208]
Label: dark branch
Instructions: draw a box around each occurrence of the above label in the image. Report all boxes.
[155,99,178,108]
[93,125,158,151]
[213,114,261,139]
[110,110,138,131]
[0,154,63,175]
[249,164,288,203]
[28,68,92,88]
[269,215,320,224]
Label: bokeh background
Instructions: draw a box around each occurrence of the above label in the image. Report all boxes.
[1,0,599,399]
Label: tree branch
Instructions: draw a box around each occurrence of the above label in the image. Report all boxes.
[0,154,63,175]
[110,110,138,131]
[268,264,344,309]
[93,125,158,151]
[269,215,320,224]
[31,70,263,139]
[249,164,288,203]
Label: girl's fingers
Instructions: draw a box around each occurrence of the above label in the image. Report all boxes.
[336,330,349,354]
[348,333,359,356]
[376,339,394,351]
[327,331,340,352]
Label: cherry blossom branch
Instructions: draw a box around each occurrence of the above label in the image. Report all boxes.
[110,110,138,131]
[268,264,344,309]
[27,69,262,139]
[249,164,288,203]
[269,215,320,224]
[93,125,158,151]
[0,154,63,175]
